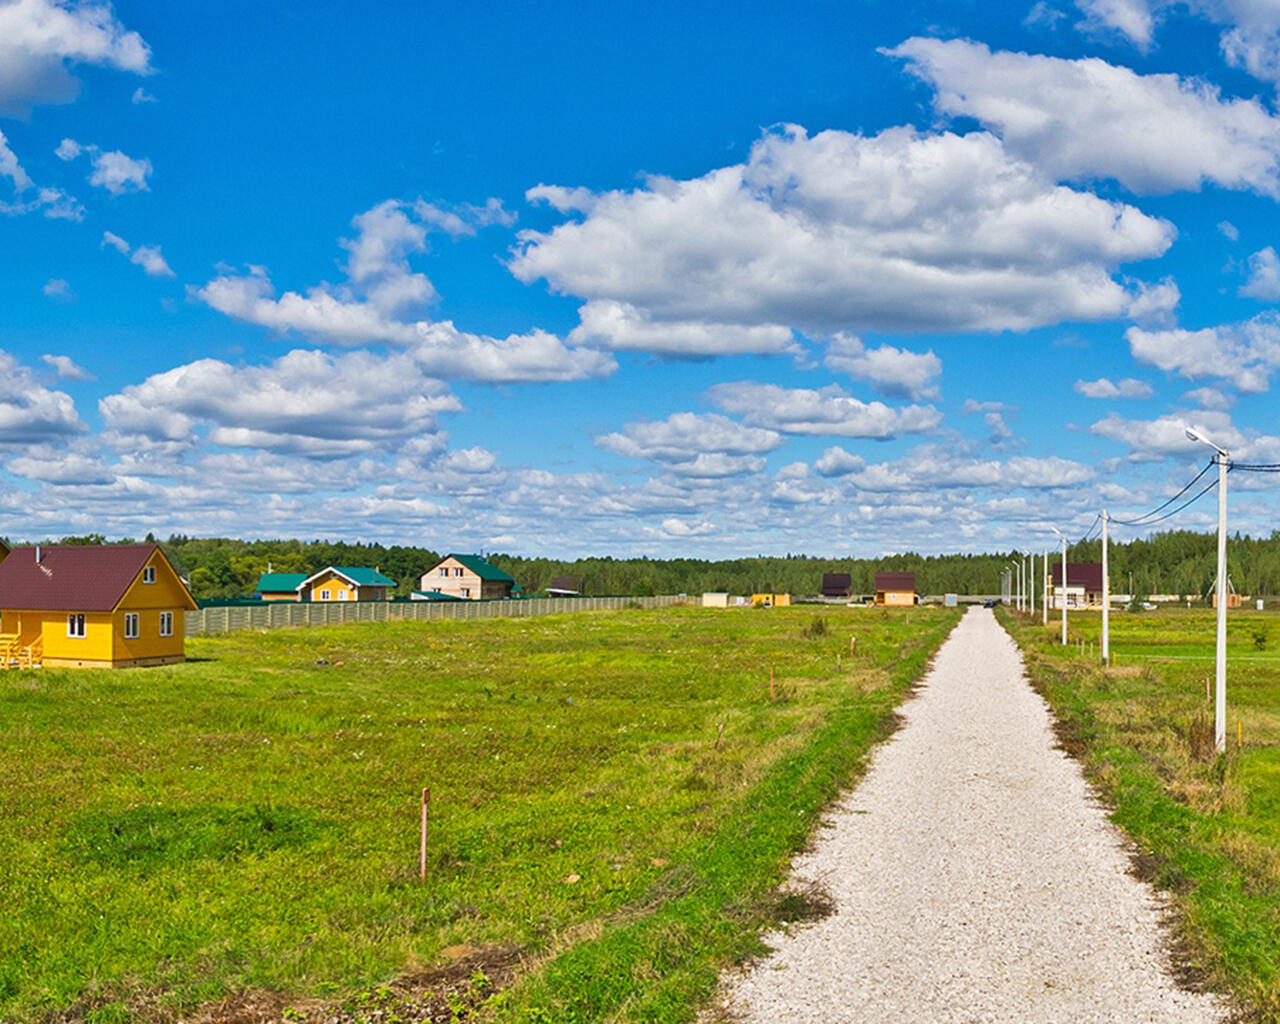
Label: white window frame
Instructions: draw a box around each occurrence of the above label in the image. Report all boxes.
[159,611,173,637]
[338,590,349,601]
[319,589,331,601]
[454,567,464,576]
[439,567,448,577]
[67,613,86,638]
[124,613,139,639]
[142,566,156,584]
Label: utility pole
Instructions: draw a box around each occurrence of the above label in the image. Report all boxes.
[1042,550,1048,626]
[1101,509,1110,665]
[1186,428,1230,753]
[1052,527,1068,645]
[1030,552,1035,616]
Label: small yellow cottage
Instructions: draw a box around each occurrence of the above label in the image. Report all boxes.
[0,544,197,669]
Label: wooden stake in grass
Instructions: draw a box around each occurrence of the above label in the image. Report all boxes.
[716,723,724,749]
[769,668,775,702]
[419,787,430,881]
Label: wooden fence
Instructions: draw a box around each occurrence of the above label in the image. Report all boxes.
[185,595,688,637]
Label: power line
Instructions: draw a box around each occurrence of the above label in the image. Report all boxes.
[1110,459,1216,526]
[1114,475,1221,528]
[1229,462,1280,472]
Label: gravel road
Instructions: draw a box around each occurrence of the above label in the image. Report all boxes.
[721,607,1224,1023]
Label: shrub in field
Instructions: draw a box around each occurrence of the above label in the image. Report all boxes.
[1250,623,1270,651]
[800,617,828,639]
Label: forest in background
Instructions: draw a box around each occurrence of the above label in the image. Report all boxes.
[7,529,1280,601]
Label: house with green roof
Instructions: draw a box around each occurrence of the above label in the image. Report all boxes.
[419,554,515,601]
[256,572,309,601]
[297,566,397,603]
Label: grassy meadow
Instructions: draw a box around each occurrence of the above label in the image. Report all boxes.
[1000,604,1280,1017]
[1,603,959,1024]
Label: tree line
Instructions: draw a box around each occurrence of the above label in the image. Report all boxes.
[9,529,1279,601]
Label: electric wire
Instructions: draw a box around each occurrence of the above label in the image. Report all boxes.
[1110,459,1217,526]
[1229,462,1280,472]
[1113,475,1221,528]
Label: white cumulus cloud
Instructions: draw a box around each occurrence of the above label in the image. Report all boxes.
[706,381,942,439]
[1127,315,1280,393]
[0,348,86,444]
[824,334,942,399]
[0,0,151,116]
[101,230,174,277]
[1073,376,1154,398]
[513,124,1173,337]
[889,37,1280,197]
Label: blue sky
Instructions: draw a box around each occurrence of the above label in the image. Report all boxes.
[2,0,1280,556]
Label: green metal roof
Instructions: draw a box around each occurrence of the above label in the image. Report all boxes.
[411,590,466,602]
[445,553,515,583]
[257,572,308,591]
[329,566,397,587]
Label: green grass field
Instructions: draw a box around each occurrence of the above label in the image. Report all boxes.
[1000,604,1280,1018]
[1,604,959,1024]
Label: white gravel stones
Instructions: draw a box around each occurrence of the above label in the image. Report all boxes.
[721,607,1224,1024]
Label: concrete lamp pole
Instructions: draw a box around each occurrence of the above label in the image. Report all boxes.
[1186,427,1230,753]
[1101,509,1110,666]
[1051,526,1068,646]
[1042,550,1049,626]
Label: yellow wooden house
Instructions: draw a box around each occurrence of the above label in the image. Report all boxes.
[0,544,197,669]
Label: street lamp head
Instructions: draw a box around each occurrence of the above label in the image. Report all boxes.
[1185,424,1228,457]
[1050,526,1066,540]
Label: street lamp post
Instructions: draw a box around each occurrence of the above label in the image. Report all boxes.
[1030,552,1035,616]
[1042,549,1048,626]
[1186,427,1230,753]
[1051,526,1068,645]
[1101,509,1109,665]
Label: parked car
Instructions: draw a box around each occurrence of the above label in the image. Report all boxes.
[982,598,1001,608]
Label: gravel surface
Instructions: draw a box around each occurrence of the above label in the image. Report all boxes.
[721,607,1224,1024]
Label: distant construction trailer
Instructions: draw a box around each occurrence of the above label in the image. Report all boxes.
[821,572,852,598]
[702,592,730,608]
[875,571,917,607]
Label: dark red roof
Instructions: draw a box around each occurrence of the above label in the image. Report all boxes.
[821,572,852,596]
[875,571,916,591]
[1050,562,1105,591]
[0,545,172,612]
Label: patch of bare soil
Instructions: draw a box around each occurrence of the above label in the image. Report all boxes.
[47,947,524,1024]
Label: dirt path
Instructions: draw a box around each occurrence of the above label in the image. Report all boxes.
[721,607,1224,1023]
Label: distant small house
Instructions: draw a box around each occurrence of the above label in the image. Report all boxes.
[0,544,196,669]
[752,593,792,608]
[547,575,582,597]
[1050,563,1104,609]
[256,572,308,601]
[821,572,852,598]
[875,571,917,607]
[702,592,730,608]
[420,554,515,601]
[298,567,396,602]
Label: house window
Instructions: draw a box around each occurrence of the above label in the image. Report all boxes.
[67,613,85,638]
[142,566,156,584]
[320,589,331,601]
[439,568,448,577]
[462,587,470,598]
[159,611,174,637]
[124,613,139,639]
[454,567,464,576]
[339,591,349,601]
